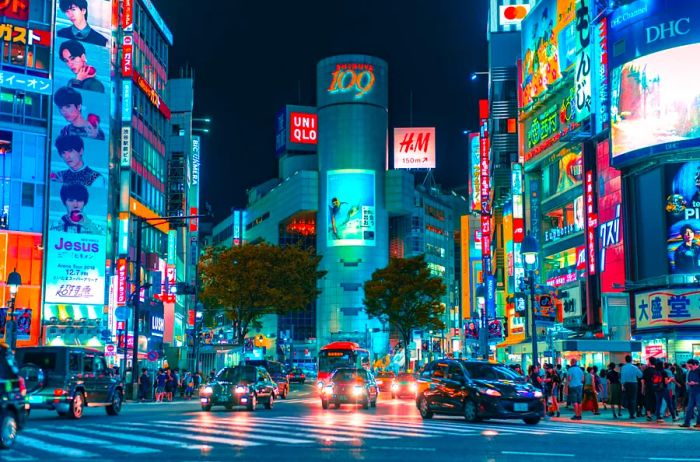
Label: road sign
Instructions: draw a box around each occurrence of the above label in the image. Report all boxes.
[105,344,116,356]
[115,306,129,321]
[147,351,159,362]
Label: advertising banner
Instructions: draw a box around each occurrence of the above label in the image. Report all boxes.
[393,127,436,169]
[609,0,700,166]
[327,170,375,247]
[318,56,387,109]
[520,0,577,108]
[44,0,112,306]
[596,141,625,292]
[274,105,317,155]
[470,133,480,211]
[635,288,700,331]
[665,161,700,274]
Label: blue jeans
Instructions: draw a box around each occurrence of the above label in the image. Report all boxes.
[655,389,675,419]
[684,390,700,425]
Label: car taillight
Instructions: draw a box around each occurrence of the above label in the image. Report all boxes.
[18,376,26,396]
[301,374,305,378]
[54,388,68,396]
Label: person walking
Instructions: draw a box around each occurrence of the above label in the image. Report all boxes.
[598,369,609,409]
[620,355,642,419]
[567,358,584,420]
[642,358,659,421]
[652,360,677,422]
[544,364,561,417]
[607,362,623,418]
[680,359,700,428]
[155,369,167,402]
[137,368,151,403]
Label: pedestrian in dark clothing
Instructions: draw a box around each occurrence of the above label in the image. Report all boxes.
[138,368,151,402]
[652,361,677,422]
[680,359,700,428]
[642,358,658,421]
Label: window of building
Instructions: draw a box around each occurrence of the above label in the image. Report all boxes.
[21,182,33,206]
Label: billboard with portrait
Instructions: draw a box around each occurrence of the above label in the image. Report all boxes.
[326,170,375,247]
[665,161,700,275]
[43,0,112,306]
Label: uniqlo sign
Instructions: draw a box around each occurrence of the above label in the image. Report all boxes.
[289,112,317,145]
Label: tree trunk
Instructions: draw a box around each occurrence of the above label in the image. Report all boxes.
[403,333,411,372]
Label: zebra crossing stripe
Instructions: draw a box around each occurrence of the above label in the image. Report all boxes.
[21,429,159,455]
[128,422,262,447]
[75,424,213,450]
[243,416,409,438]
[267,416,434,438]
[12,435,97,459]
[212,419,356,442]
[148,420,315,444]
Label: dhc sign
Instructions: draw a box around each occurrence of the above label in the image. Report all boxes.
[646,17,690,44]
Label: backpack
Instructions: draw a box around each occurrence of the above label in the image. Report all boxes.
[651,369,665,392]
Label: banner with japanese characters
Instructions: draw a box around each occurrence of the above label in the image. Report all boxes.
[635,288,700,331]
[43,0,112,305]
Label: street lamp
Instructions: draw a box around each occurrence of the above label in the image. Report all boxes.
[475,284,488,360]
[521,231,539,367]
[470,71,489,81]
[5,268,21,350]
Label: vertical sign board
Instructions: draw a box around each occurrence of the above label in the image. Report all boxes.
[469,133,481,212]
[116,258,127,306]
[44,0,112,307]
[585,170,597,275]
[574,0,592,123]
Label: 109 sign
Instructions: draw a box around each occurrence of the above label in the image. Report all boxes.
[327,64,375,99]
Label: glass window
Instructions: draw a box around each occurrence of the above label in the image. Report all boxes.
[543,197,584,244]
[21,182,33,206]
[69,353,81,373]
[83,355,95,373]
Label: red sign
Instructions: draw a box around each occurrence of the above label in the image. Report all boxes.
[189,207,198,232]
[121,0,133,30]
[105,344,116,357]
[645,344,665,359]
[0,0,29,21]
[121,35,133,77]
[188,309,195,326]
[547,272,578,288]
[513,218,524,243]
[289,112,317,145]
[596,141,625,293]
[117,258,127,306]
[585,170,597,275]
[481,214,491,259]
[133,71,171,119]
[576,246,586,271]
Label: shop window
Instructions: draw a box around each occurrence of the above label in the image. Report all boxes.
[543,196,584,244]
[543,247,581,287]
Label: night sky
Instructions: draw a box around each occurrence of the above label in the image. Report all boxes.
[151,0,489,221]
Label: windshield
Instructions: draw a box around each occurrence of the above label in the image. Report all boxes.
[218,367,256,383]
[331,369,367,383]
[397,373,415,381]
[461,363,522,381]
[318,349,369,372]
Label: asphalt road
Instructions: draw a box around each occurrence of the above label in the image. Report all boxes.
[5,384,698,462]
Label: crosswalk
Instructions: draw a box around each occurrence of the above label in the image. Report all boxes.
[4,414,678,460]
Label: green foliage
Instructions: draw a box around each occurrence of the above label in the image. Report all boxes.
[363,255,446,371]
[198,242,326,343]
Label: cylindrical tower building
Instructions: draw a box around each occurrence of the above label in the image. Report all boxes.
[316,55,389,358]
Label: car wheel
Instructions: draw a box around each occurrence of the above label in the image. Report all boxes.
[334,403,341,409]
[418,395,433,419]
[463,400,480,423]
[0,410,17,449]
[265,394,274,410]
[362,395,370,409]
[106,390,122,416]
[282,387,288,399]
[321,399,329,410]
[69,392,85,420]
[201,404,212,412]
[523,417,541,425]
[247,394,257,412]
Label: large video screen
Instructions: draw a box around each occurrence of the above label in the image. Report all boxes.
[611,43,700,164]
[666,161,700,275]
[44,0,112,305]
[326,170,375,247]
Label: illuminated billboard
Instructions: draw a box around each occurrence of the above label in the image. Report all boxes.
[326,170,375,247]
[44,0,112,306]
[274,105,317,155]
[635,288,700,331]
[317,55,388,109]
[469,133,480,211]
[665,161,700,275]
[597,141,625,292]
[393,127,436,169]
[611,44,700,164]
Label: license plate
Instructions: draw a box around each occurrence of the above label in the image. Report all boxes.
[338,396,346,401]
[28,395,43,404]
[514,402,529,412]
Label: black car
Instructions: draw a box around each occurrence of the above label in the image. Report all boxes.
[0,344,28,449]
[320,367,378,410]
[416,360,543,425]
[245,360,289,399]
[287,368,306,384]
[15,346,124,419]
[200,365,276,411]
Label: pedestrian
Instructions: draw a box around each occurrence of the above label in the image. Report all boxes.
[675,363,687,414]
[582,366,600,415]
[620,355,642,419]
[137,368,151,403]
[544,364,561,417]
[598,369,609,409]
[165,369,175,402]
[184,371,195,399]
[606,362,623,419]
[642,357,658,421]
[528,364,543,390]
[155,369,167,402]
[651,361,677,422]
[567,358,584,420]
[556,364,564,403]
[680,359,700,428]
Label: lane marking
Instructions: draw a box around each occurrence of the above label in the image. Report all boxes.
[502,451,574,457]
[149,420,315,444]
[74,424,213,450]
[12,435,97,459]
[128,422,261,447]
[210,419,356,442]
[22,429,159,455]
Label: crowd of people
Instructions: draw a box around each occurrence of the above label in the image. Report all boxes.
[520,356,700,427]
[137,368,204,402]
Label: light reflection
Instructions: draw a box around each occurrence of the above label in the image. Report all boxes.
[481,430,499,436]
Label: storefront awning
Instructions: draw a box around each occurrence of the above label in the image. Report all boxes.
[557,340,642,353]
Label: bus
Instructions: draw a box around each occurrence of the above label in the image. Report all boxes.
[317,341,370,386]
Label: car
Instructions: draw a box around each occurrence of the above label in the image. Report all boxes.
[0,343,29,449]
[15,346,124,419]
[245,360,289,399]
[320,367,378,410]
[374,371,396,392]
[416,359,544,425]
[287,367,306,384]
[200,365,276,412]
[391,372,418,399]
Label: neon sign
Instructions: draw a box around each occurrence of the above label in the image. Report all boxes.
[327,63,375,99]
[133,70,170,119]
[0,0,29,21]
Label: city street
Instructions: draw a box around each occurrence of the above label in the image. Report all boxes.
[5,385,698,462]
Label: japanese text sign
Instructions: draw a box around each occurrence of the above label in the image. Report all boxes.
[635,288,700,331]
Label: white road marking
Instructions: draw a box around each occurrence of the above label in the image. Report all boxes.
[12,435,97,458]
[502,451,574,457]
[22,429,159,455]
[128,422,261,447]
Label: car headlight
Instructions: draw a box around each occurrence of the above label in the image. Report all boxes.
[478,387,501,397]
[391,383,399,391]
[352,385,364,396]
[323,385,334,395]
[534,390,543,398]
[234,386,248,394]
[410,383,418,392]
[202,386,213,395]
[317,381,324,390]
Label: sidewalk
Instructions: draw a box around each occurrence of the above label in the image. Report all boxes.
[549,405,698,430]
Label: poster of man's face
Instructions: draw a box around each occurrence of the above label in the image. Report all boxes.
[666,161,700,274]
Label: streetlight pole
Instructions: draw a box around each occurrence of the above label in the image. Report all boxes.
[5,268,21,350]
[522,231,540,367]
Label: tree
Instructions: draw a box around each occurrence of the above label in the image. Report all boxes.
[198,242,326,344]
[363,255,446,372]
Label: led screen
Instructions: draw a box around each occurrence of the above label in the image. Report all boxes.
[44,0,112,305]
[327,170,375,247]
[611,44,700,164]
[666,161,700,275]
